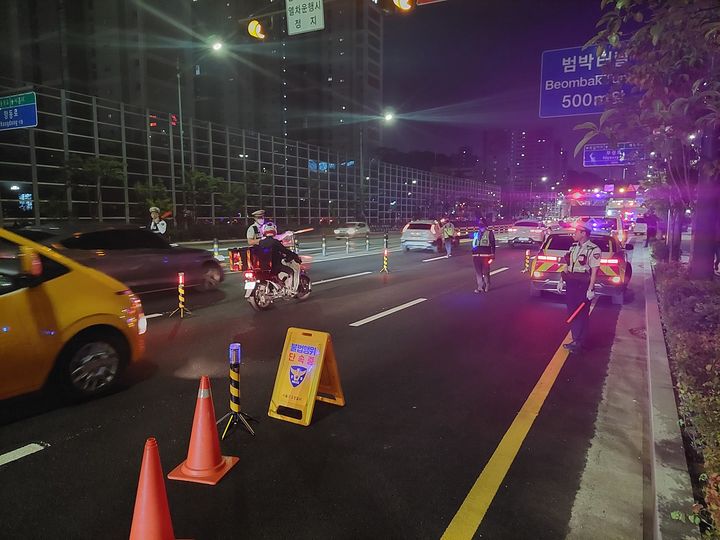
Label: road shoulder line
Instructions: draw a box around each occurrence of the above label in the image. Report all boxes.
[441,304,598,539]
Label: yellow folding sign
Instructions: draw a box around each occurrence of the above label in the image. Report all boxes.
[268,328,345,426]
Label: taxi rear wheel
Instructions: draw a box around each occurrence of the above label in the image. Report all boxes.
[54,329,129,399]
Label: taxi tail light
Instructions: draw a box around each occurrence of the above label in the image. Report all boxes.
[600,258,619,264]
[530,229,543,233]
[243,271,255,280]
[508,228,517,232]
[536,255,559,262]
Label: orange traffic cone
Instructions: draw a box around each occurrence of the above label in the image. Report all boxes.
[168,376,239,485]
[129,438,176,540]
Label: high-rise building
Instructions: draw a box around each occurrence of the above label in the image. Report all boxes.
[476,130,512,186]
[509,129,566,192]
[1,0,384,154]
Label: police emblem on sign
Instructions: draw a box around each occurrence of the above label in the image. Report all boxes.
[289,365,308,387]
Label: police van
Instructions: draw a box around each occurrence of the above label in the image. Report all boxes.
[529,230,633,305]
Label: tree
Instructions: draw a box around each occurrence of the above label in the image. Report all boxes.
[215,183,245,218]
[134,180,172,221]
[63,156,126,220]
[576,0,720,277]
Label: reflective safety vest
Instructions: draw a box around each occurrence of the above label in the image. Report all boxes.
[473,230,490,248]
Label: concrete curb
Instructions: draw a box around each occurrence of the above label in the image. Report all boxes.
[645,272,700,539]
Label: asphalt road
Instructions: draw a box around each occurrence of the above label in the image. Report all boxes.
[0,237,623,539]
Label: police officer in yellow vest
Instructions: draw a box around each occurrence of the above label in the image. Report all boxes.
[472,218,496,292]
[561,222,601,352]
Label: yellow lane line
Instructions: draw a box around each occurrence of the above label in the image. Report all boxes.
[441,303,597,539]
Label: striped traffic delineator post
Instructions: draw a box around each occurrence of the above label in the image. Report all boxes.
[366,233,370,251]
[522,249,530,273]
[345,237,350,254]
[322,235,327,256]
[217,343,256,439]
[168,272,192,318]
[380,233,389,273]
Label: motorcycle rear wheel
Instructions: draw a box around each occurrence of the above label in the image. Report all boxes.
[248,283,273,311]
[295,275,311,300]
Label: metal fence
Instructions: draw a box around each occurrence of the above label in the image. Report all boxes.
[0,81,500,227]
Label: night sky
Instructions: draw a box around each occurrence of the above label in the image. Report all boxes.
[383,0,606,165]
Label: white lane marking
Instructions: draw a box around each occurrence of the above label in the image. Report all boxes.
[490,267,510,276]
[349,298,427,327]
[314,271,373,285]
[0,443,47,466]
[145,313,164,319]
[422,255,450,263]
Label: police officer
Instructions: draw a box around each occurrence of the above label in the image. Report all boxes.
[562,222,601,352]
[149,207,167,235]
[472,218,496,292]
[257,222,302,293]
[247,209,266,246]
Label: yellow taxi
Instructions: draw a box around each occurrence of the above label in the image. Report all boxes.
[529,230,633,305]
[0,227,146,400]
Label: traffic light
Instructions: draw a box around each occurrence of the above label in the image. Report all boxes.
[248,19,266,40]
[391,0,446,10]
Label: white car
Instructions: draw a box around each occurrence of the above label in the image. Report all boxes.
[632,217,648,235]
[333,221,371,238]
[508,220,546,247]
[401,220,443,252]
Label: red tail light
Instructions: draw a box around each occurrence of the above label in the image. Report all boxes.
[243,271,255,280]
[509,228,517,232]
[537,255,559,262]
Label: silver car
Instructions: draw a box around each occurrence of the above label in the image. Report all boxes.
[13,226,224,293]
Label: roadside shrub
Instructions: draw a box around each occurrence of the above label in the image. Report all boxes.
[656,262,720,532]
[652,240,670,262]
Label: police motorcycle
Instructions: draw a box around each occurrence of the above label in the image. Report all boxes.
[229,228,311,311]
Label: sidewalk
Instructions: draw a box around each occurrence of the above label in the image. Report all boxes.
[566,245,699,539]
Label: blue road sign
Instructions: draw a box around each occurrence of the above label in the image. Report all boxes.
[0,92,38,132]
[540,46,627,118]
[583,142,643,167]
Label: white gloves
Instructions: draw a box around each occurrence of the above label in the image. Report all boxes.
[586,289,595,301]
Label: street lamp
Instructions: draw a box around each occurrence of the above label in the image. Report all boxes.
[176,40,224,212]
[359,111,395,219]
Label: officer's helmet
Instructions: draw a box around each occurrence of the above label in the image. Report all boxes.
[262,222,277,236]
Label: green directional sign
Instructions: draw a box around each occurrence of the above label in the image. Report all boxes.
[0,91,38,132]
